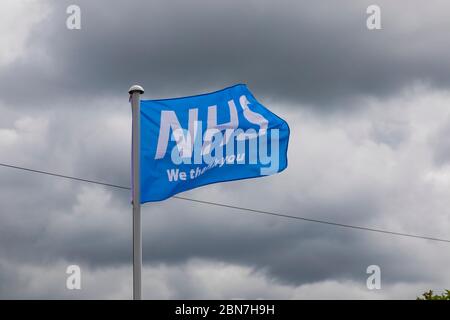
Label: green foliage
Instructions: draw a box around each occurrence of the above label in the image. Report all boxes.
[417,290,450,300]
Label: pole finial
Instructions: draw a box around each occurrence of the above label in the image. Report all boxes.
[128,85,144,94]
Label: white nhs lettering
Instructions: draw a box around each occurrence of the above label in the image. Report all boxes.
[155,95,268,160]
[154,94,280,175]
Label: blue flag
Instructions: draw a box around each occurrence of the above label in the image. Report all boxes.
[139,84,290,203]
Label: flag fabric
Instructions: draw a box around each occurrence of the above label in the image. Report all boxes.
[139,84,290,203]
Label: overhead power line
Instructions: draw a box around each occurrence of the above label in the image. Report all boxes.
[1,162,450,244]
[0,163,130,190]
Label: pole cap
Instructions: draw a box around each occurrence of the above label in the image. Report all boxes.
[128,85,144,94]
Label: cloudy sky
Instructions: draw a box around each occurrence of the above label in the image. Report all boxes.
[1,0,450,299]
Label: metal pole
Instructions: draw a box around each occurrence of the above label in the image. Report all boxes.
[129,84,144,300]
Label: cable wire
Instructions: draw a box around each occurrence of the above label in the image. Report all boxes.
[1,162,450,243]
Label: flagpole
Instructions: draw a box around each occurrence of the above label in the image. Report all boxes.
[129,84,144,300]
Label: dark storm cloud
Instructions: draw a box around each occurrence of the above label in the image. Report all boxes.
[1,0,450,299]
[1,0,450,108]
[0,101,443,288]
[1,97,449,297]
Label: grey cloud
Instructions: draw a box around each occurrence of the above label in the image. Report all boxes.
[431,118,450,166]
[370,120,410,149]
[1,0,450,108]
[1,0,450,299]
[1,100,447,293]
